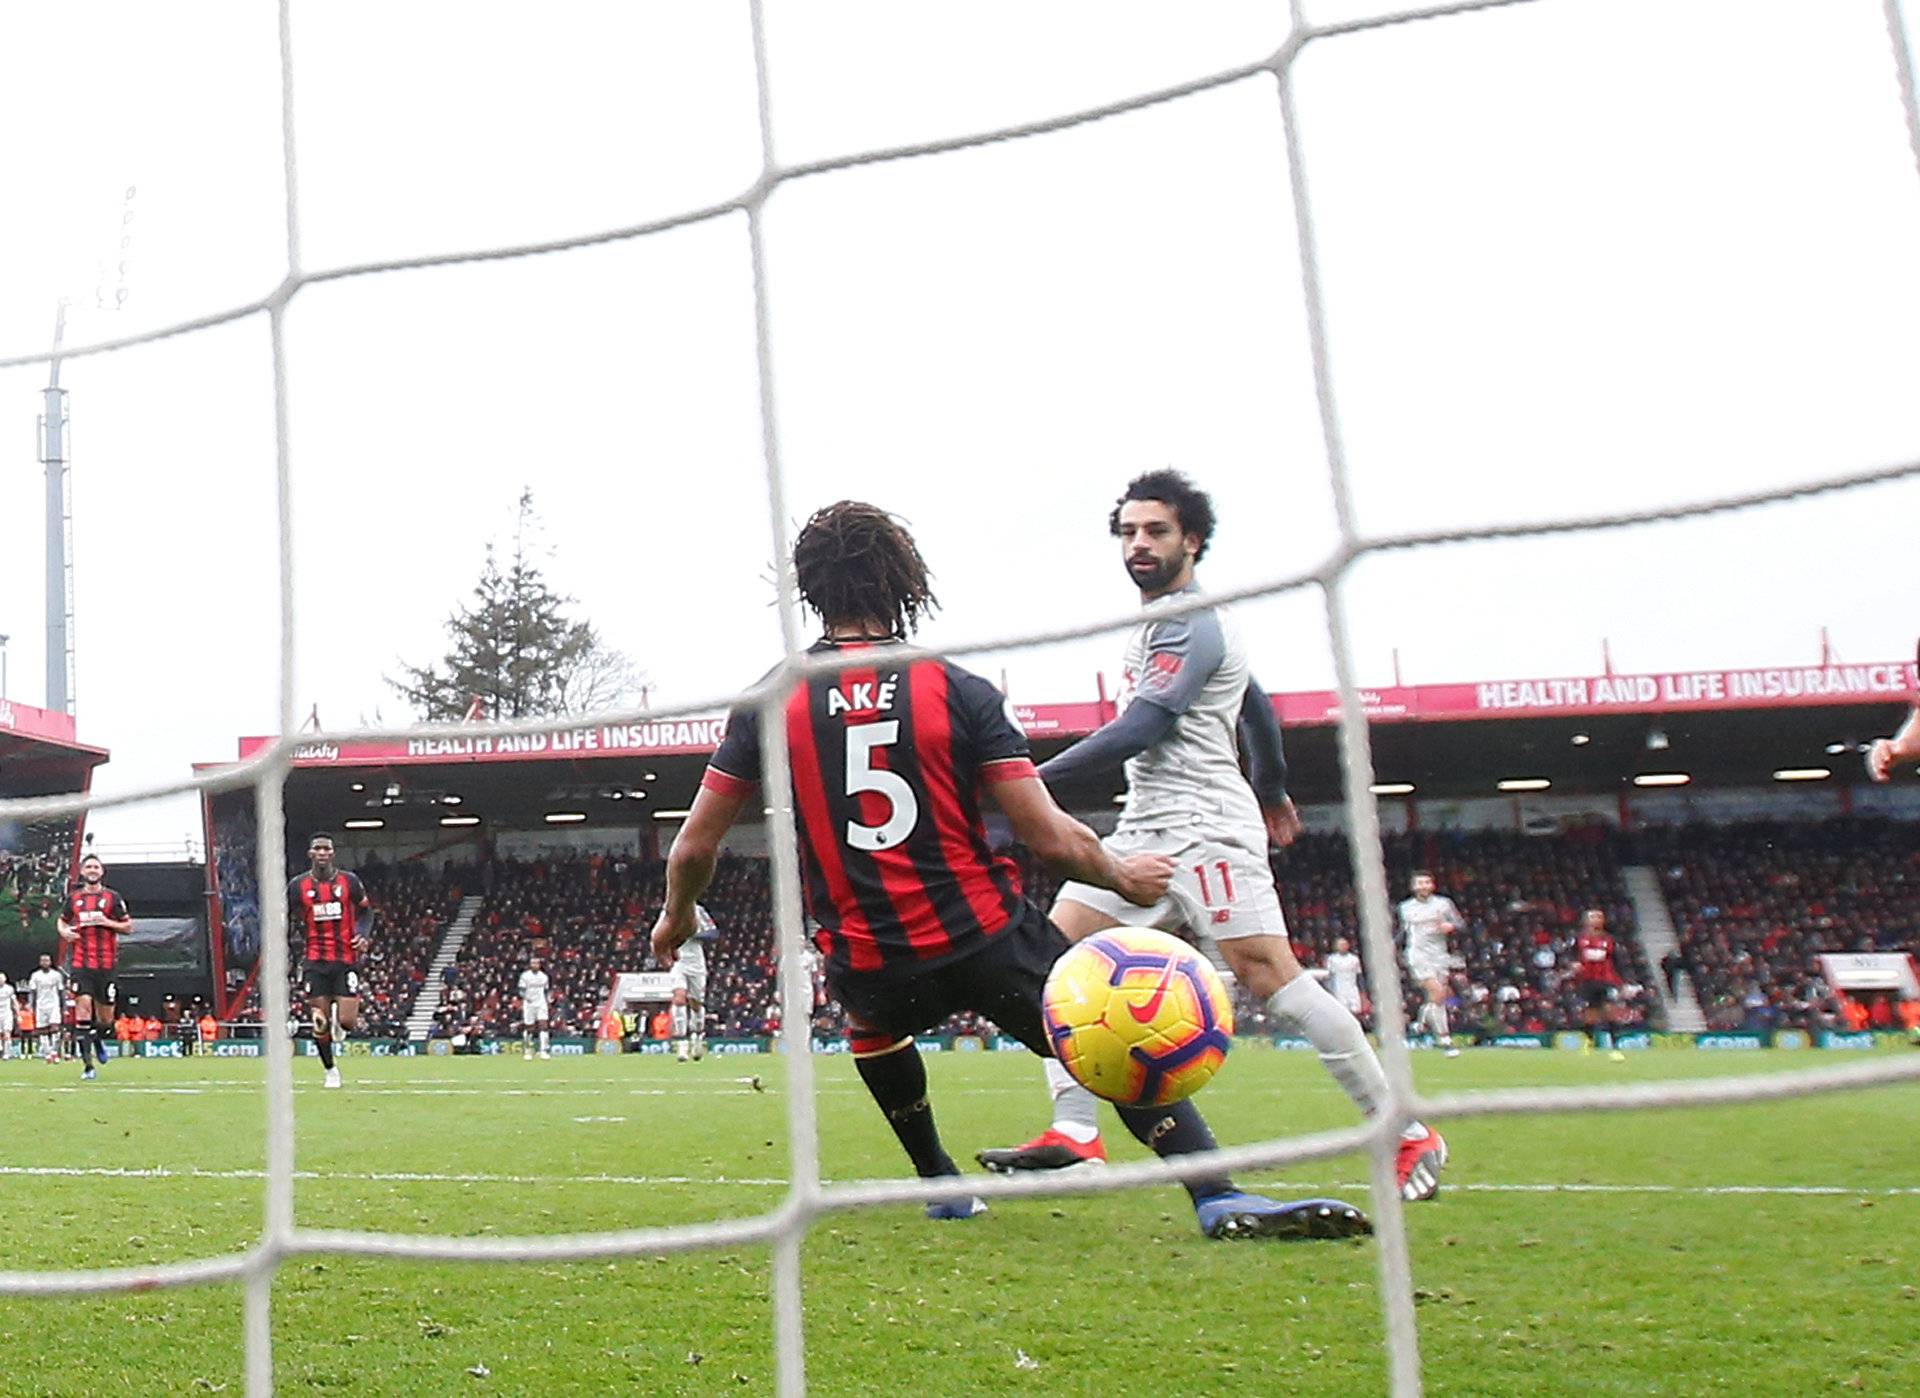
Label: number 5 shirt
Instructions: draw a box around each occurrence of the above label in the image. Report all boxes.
[703,640,1036,984]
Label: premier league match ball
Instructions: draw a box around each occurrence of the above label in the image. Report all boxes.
[1042,928,1234,1106]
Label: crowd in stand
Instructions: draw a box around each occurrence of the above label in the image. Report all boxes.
[352,857,473,1038]
[194,815,1915,1047]
[1246,826,1654,1039]
[0,821,76,928]
[1646,817,1917,1033]
[437,851,654,1041]
[211,846,471,1037]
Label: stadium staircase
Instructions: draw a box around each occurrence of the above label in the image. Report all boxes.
[403,893,485,1041]
[1621,865,1706,1032]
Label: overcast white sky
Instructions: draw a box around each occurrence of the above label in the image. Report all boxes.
[2,0,1918,847]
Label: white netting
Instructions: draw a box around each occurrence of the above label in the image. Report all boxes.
[2,1,1919,1394]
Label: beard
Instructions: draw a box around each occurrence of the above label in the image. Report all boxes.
[1124,553,1182,594]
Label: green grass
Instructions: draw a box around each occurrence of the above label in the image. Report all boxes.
[0,1045,1914,1396]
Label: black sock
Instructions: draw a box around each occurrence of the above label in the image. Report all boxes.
[315,1033,336,1070]
[1112,1099,1235,1202]
[854,1042,957,1178]
[78,1029,94,1068]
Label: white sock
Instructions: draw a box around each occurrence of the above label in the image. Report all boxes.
[539,1030,549,1052]
[1429,1003,1451,1046]
[1042,1056,1100,1143]
[670,1005,688,1038]
[1269,976,1431,1142]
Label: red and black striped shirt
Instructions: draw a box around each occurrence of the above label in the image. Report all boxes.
[288,871,369,965]
[704,643,1037,984]
[1573,931,1622,985]
[64,886,130,971]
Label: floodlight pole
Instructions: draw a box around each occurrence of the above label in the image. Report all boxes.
[38,302,74,716]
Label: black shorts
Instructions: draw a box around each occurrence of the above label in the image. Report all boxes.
[827,902,1068,1055]
[70,968,116,1005]
[1579,981,1613,1009]
[304,962,360,1000]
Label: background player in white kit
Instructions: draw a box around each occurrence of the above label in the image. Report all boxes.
[1399,871,1464,1056]
[1323,937,1366,1019]
[0,971,14,1059]
[519,956,551,1059]
[672,905,714,1062]
[979,471,1448,1202]
[27,955,66,1064]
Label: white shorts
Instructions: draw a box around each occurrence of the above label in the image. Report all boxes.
[670,967,707,1004]
[521,1002,549,1026]
[35,1001,61,1028]
[1332,985,1363,1015]
[1055,828,1285,944]
[1406,955,1449,987]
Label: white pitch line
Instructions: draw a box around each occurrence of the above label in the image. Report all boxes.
[0,1164,791,1188]
[0,1163,1911,1198]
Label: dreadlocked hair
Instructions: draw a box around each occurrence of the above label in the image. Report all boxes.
[791,501,939,638]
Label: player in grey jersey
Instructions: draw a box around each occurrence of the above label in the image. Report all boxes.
[1398,870,1464,1056]
[978,470,1447,1202]
[672,905,715,1061]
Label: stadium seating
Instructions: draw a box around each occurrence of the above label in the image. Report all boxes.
[1256,827,1653,1038]
[211,846,468,1037]
[446,851,659,1042]
[351,857,472,1038]
[0,821,75,926]
[1644,817,1916,1032]
[199,818,1914,1043]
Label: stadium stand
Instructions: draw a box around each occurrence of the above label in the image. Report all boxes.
[200,818,1914,1044]
[0,820,76,930]
[213,849,470,1038]
[1645,817,1917,1033]
[1262,828,1654,1039]
[351,857,472,1039]
[447,851,658,1042]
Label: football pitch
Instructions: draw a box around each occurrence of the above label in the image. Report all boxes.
[0,1047,1913,1397]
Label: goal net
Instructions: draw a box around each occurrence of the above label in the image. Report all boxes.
[3,2,1919,1394]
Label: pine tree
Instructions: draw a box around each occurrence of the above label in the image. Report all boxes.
[389,491,642,720]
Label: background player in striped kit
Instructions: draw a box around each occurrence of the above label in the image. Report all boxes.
[1570,908,1627,1061]
[58,853,131,1080]
[1398,870,1464,1057]
[978,471,1447,1203]
[654,501,1367,1238]
[288,833,371,1089]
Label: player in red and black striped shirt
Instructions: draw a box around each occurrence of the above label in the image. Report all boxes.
[1571,909,1626,1061]
[287,833,371,1088]
[57,854,131,1080]
[651,502,1368,1239]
